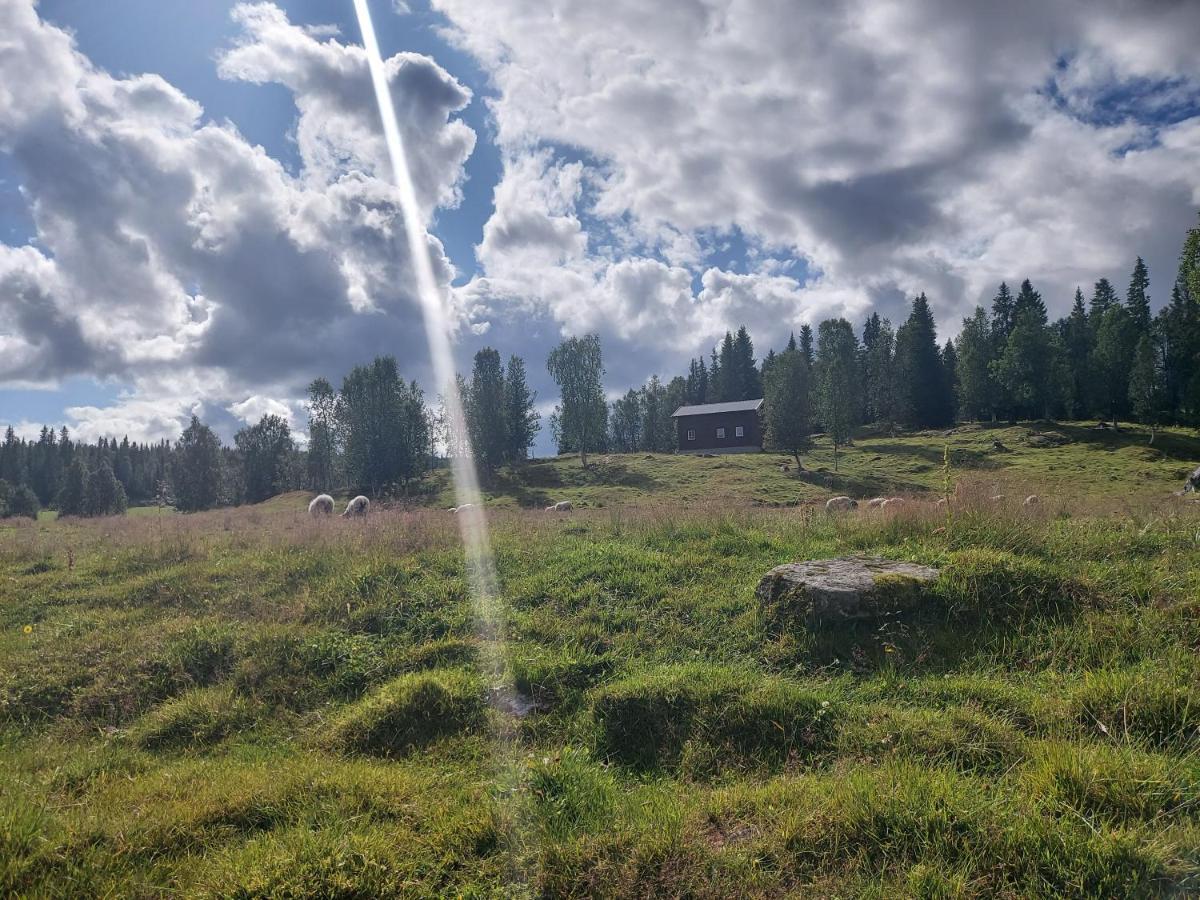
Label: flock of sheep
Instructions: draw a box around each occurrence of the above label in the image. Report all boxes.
[306,495,575,518]
[824,494,1039,512]
[309,492,1039,519]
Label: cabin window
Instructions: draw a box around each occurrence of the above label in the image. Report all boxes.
[687,429,695,441]
[735,425,744,438]
[716,427,726,439]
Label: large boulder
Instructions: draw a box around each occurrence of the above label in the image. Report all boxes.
[756,555,940,625]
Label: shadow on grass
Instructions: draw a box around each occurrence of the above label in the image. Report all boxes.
[794,468,929,498]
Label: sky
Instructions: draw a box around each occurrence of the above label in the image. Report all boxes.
[1,0,1199,455]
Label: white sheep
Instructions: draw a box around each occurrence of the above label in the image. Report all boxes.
[881,497,905,509]
[341,495,370,518]
[549,500,572,512]
[826,496,857,512]
[867,497,887,508]
[308,494,334,516]
[1023,494,1040,507]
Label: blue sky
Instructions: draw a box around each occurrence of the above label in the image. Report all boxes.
[1,0,1198,451]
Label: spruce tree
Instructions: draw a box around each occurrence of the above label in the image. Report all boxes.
[894,293,951,428]
[732,326,761,399]
[799,324,814,371]
[173,416,222,512]
[1089,278,1119,327]
[1091,305,1135,429]
[990,282,1015,345]
[1128,334,1165,443]
[502,355,539,464]
[1063,288,1091,418]
[762,347,812,467]
[815,318,860,471]
[1013,279,1047,326]
[57,458,88,517]
[941,339,959,422]
[955,307,994,421]
[1126,256,1151,336]
[863,318,897,425]
[84,458,128,517]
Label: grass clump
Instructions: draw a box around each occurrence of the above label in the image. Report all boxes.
[128,686,256,751]
[591,664,837,774]
[837,704,1027,773]
[934,548,1090,621]
[1072,664,1200,748]
[325,668,486,758]
[232,627,384,708]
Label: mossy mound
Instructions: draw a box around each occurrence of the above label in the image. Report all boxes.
[590,665,836,773]
[129,687,256,751]
[325,669,486,758]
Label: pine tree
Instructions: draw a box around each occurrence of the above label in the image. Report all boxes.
[894,293,952,428]
[762,347,812,467]
[799,324,814,371]
[815,318,860,471]
[502,355,539,464]
[1126,256,1151,336]
[732,326,761,399]
[1128,334,1165,443]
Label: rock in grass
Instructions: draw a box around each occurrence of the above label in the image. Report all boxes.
[325,669,485,757]
[756,555,939,623]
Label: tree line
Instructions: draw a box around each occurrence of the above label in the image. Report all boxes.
[2,214,1196,516]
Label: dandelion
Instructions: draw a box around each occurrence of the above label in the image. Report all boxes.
[23,625,33,635]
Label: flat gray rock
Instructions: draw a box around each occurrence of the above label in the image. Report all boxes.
[756,555,940,623]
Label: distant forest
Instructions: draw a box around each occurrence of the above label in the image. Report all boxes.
[3,214,1198,518]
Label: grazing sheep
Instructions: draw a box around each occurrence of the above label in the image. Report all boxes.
[308,494,334,516]
[1023,494,1040,507]
[881,497,905,509]
[553,500,572,512]
[867,497,887,508]
[825,496,857,512]
[341,495,369,518]
[780,464,790,473]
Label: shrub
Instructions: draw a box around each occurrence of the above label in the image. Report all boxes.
[0,482,39,520]
[129,687,256,751]
[325,669,485,758]
[591,664,836,773]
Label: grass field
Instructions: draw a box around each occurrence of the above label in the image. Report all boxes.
[2,422,1199,897]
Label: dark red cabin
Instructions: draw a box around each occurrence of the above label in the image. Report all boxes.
[671,399,763,453]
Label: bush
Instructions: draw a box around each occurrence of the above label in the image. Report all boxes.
[129,687,256,751]
[0,481,39,520]
[591,664,837,773]
[325,669,485,758]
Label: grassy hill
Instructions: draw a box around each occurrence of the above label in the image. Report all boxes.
[366,420,1200,510]
[2,423,1199,896]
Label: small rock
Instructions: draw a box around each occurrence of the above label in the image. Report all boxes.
[756,555,940,623]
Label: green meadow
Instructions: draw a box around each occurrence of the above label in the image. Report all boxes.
[2,422,1199,897]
